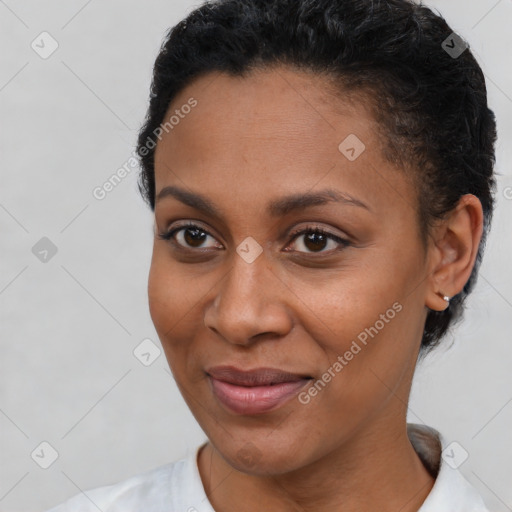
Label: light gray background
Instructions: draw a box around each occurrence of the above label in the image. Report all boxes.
[0,1,511,511]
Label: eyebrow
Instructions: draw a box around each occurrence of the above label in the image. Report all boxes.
[155,185,370,218]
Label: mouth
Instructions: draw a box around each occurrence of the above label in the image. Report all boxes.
[206,365,313,415]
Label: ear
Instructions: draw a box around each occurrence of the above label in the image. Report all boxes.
[425,194,484,312]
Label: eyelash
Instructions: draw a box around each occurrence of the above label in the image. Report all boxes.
[157,222,351,255]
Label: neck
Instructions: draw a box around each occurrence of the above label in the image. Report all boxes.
[198,419,435,512]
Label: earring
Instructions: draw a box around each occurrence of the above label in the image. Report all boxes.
[440,293,451,304]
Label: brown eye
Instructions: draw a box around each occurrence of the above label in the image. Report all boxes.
[181,226,207,247]
[158,223,223,250]
[287,228,350,254]
[303,232,329,252]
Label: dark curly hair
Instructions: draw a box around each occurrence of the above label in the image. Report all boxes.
[136,0,497,355]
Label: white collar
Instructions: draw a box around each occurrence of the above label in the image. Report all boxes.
[408,423,489,511]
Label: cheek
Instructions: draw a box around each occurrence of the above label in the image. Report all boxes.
[292,297,418,448]
[147,248,202,334]
[147,248,219,378]
[147,250,197,364]
[147,257,177,337]
[147,266,192,384]
[282,251,423,403]
[273,260,404,354]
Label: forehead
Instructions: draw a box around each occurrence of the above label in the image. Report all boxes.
[153,66,416,220]
[155,66,374,164]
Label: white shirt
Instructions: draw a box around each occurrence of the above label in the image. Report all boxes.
[46,424,490,512]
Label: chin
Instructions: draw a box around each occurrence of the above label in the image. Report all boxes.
[215,435,312,476]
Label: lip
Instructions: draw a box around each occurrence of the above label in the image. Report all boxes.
[206,365,312,415]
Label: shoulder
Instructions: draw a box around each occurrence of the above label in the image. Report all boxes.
[408,423,491,512]
[45,444,209,512]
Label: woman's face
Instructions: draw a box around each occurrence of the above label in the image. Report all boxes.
[149,67,433,474]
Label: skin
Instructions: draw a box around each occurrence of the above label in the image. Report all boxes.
[148,66,483,512]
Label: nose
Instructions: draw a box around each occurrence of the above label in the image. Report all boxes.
[203,251,293,346]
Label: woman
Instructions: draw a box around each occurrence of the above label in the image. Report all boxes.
[47,0,497,510]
